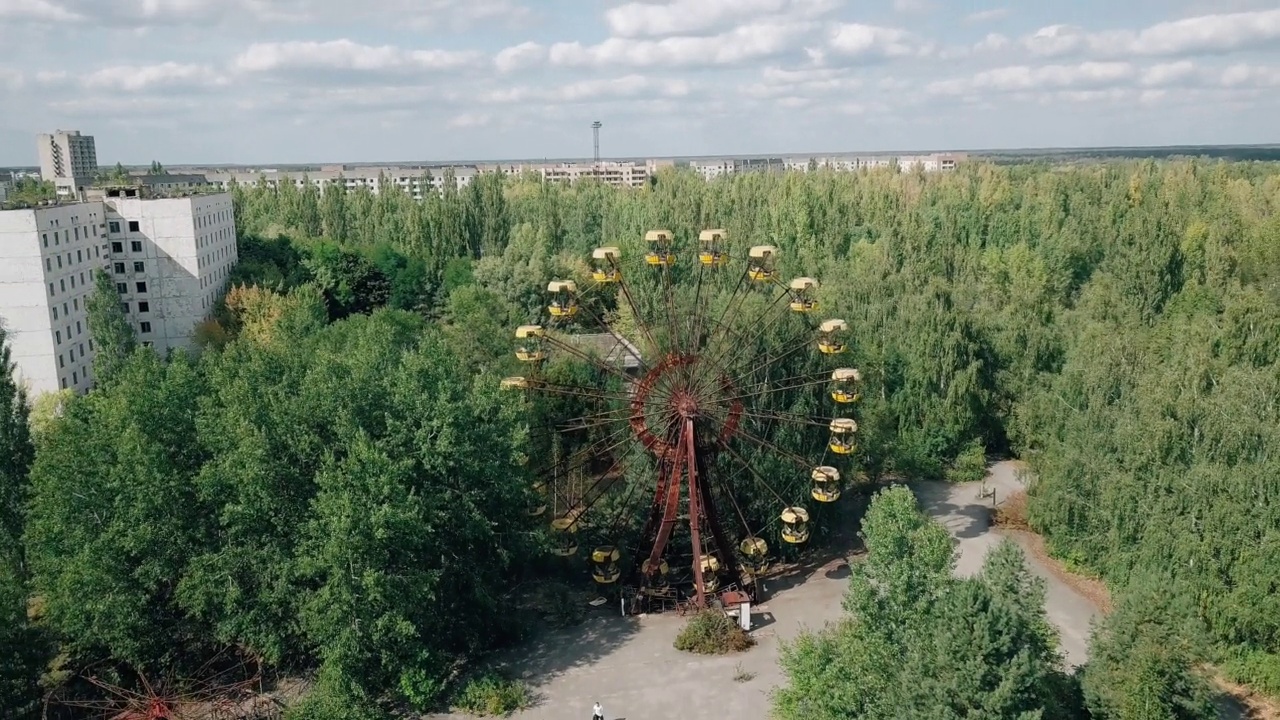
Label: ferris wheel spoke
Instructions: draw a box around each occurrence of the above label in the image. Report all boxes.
[524,380,634,404]
[554,404,635,432]
[537,334,640,387]
[611,260,664,359]
[523,421,636,492]
[564,291,649,372]
[694,284,797,388]
[726,423,816,472]
[718,439,791,507]
[715,369,832,404]
[740,409,842,430]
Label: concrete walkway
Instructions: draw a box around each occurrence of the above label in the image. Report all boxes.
[911,460,1099,668]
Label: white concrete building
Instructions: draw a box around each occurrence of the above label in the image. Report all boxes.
[205,166,478,199]
[98,188,238,356]
[0,201,110,394]
[690,160,736,181]
[37,130,98,196]
[0,189,238,396]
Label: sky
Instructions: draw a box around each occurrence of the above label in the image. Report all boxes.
[1,0,1279,165]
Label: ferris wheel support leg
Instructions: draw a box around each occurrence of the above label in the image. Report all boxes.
[685,418,708,608]
[696,450,744,597]
[646,447,686,582]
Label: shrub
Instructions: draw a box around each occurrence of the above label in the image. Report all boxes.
[945,437,987,484]
[674,610,754,655]
[452,672,532,717]
[1219,650,1280,698]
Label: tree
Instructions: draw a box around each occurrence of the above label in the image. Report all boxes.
[87,270,137,385]
[0,562,46,720]
[147,160,167,176]
[1082,574,1218,720]
[0,325,33,572]
[774,487,1077,720]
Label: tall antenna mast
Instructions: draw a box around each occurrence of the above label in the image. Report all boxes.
[592,120,602,165]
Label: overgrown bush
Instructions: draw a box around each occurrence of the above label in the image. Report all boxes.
[1219,650,1280,698]
[945,437,987,484]
[451,672,531,717]
[674,610,754,655]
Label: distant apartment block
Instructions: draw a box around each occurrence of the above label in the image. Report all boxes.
[205,166,477,200]
[696,153,963,180]
[37,130,98,196]
[0,187,238,396]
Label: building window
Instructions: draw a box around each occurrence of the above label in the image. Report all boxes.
[128,221,139,232]
[131,241,142,252]
[45,259,51,272]
[69,348,75,362]
[80,272,85,284]
[74,227,80,241]
[56,256,62,269]
[73,371,78,384]
[59,279,66,292]
[121,302,129,313]
[114,262,125,274]
[77,250,82,263]
[56,331,61,344]
[58,355,64,368]
[69,276,75,289]
[73,299,78,310]
[79,343,85,355]
[60,378,67,390]
[111,241,123,253]
[142,341,153,348]
[140,321,152,333]
[42,233,48,246]
[76,321,81,335]
[138,301,150,313]
[135,281,147,293]
[133,261,144,272]
[109,221,119,233]
[52,307,58,320]
[116,282,127,294]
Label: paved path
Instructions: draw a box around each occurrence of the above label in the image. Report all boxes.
[436,462,1104,719]
[911,460,1099,668]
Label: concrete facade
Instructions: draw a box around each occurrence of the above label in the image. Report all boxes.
[37,130,98,196]
[100,189,238,356]
[0,202,110,394]
[0,191,238,396]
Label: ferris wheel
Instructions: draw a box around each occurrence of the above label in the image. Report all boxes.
[502,229,864,609]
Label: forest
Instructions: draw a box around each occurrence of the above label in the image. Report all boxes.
[1,160,1279,719]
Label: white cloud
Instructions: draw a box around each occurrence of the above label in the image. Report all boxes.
[1221,63,1280,87]
[974,32,1010,52]
[494,42,546,73]
[0,66,24,89]
[966,8,1010,24]
[892,0,932,13]
[448,112,492,129]
[0,0,528,28]
[741,65,863,98]
[1139,60,1196,86]
[233,40,481,74]
[82,62,227,91]
[549,22,808,68]
[1025,9,1280,58]
[0,0,82,21]
[481,75,693,104]
[927,61,1135,96]
[604,0,834,38]
[827,23,917,59]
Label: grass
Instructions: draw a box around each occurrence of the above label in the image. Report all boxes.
[733,663,756,683]
[674,610,755,655]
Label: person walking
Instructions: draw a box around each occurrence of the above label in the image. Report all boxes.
[592,700,604,720]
